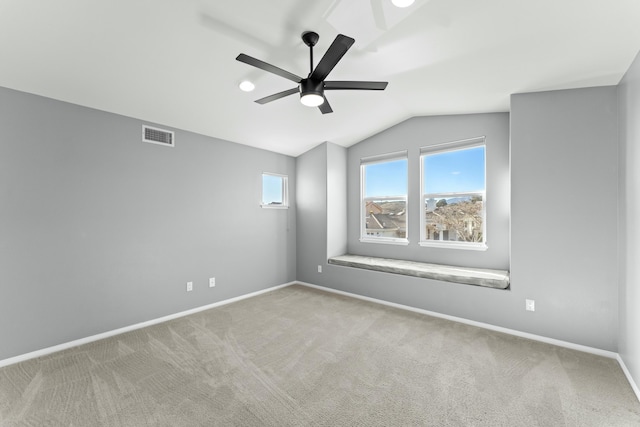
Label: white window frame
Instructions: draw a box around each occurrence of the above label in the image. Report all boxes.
[360,151,409,245]
[419,137,487,251]
[261,172,289,209]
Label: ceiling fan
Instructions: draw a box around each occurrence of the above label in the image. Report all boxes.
[236,31,388,114]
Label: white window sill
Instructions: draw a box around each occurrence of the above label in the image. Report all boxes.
[419,241,488,251]
[328,254,509,289]
[359,237,409,246]
[261,205,289,209]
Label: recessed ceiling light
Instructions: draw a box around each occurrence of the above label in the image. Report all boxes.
[239,81,255,92]
[392,0,415,7]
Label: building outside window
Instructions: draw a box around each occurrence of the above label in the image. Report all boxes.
[420,138,486,250]
[360,152,408,245]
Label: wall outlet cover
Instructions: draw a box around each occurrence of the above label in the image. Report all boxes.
[525,299,535,311]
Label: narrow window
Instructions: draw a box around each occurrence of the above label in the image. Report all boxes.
[360,152,408,245]
[261,173,288,208]
[420,138,486,250]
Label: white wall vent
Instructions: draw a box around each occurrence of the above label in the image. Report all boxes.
[142,125,174,147]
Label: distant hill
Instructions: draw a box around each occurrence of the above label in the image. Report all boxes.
[425,196,476,212]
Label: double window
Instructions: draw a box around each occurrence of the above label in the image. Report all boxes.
[360,152,408,245]
[359,138,486,250]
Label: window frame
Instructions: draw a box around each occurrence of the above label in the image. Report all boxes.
[261,172,289,209]
[360,151,409,246]
[419,137,487,251]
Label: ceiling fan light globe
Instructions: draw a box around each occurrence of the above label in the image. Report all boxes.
[300,93,324,107]
[392,0,415,7]
[238,80,255,92]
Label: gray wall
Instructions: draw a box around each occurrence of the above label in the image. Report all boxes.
[619,51,640,388]
[299,93,619,352]
[0,87,296,361]
[296,143,328,282]
[0,81,628,362]
[296,141,348,281]
[511,87,618,351]
[326,143,347,259]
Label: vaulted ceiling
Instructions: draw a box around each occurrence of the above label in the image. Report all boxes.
[1,0,639,156]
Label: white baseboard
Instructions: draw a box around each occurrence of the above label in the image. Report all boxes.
[0,281,295,369]
[295,281,618,359]
[617,354,640,403]
[4,279,638,405]
[304,274,640,402]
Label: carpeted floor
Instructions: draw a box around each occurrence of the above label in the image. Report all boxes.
[1,284,639,426]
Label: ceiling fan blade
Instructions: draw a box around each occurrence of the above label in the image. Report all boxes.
[309,34,355,82]
[255,88,299,104]
[236,54,302,83]
[325,81,388,90]
[319,96,333,114]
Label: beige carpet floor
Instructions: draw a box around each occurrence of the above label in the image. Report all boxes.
[1,284,639,426]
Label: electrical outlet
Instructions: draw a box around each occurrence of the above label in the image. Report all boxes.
[525,299,535,312]
[209,277,215,288]
[186,281,193,292]
[318,265,322,273]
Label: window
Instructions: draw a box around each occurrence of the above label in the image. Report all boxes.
[261,173,288,208]
[360,152,408,245]
[420,138,486,250]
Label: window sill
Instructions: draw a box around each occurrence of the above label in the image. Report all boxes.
[359,237,409,246]
[260,205,289,209]
[419,241,488,251]
[327,254,509,289]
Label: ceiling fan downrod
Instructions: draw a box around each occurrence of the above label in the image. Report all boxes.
[302,31,319,76]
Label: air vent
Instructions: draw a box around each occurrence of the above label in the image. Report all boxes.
[142,125,174,147]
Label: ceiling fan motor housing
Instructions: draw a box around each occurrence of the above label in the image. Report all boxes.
[300,78,324,97]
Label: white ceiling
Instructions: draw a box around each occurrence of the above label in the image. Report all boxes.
[1,0,639,157]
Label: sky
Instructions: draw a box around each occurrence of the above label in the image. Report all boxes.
[262,174,285,204]
[364,146,485,197]
[365,159,408,197]
[423,146,485,194]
